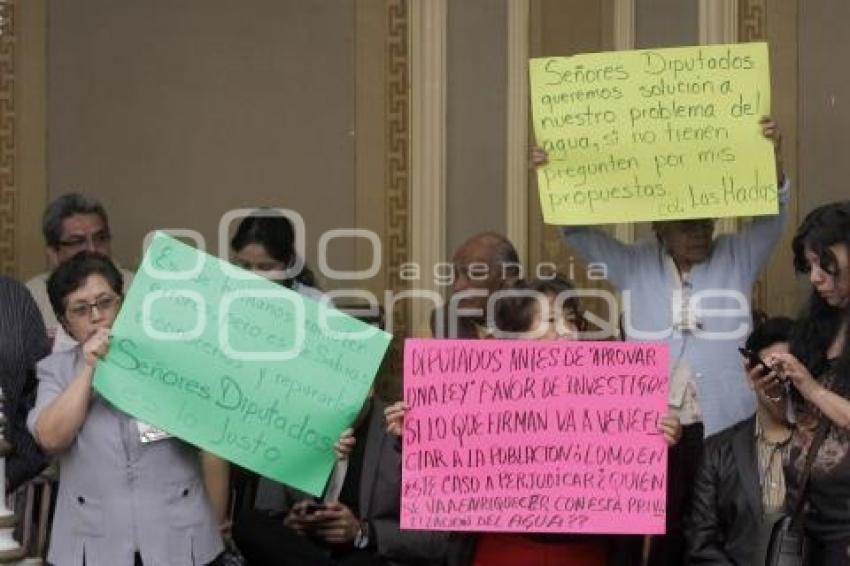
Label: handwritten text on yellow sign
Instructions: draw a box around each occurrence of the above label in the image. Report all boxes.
[530,43,777,225]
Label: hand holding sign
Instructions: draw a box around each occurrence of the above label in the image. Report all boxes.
[401,339,669,535]
[530,43,777,224]
[760,116,784,182]
[93,233,391,496]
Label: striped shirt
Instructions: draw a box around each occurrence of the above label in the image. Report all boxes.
[0,276,50,490]
[754,416,791,515]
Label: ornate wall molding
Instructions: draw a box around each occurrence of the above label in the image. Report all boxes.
[385,0,411,342]
[739,0,766,42]
[739,0,768,312]
[0,0,16,276]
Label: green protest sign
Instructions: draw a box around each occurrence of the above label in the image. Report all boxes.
[93,232,391,496]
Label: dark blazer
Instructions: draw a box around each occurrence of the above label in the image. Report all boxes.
[0,276,49,491]
[686,415,771,565]
[357,398,449,564]
[247,398,448,565]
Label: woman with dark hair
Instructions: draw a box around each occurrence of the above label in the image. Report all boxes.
[229,211,327,514]
[230,211,319,295]
[764,201,850,564]
[27,251,223,565]
[493,276,588,338]
[387,275,681,566]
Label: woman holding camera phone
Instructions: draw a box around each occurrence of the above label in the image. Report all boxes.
[764,201,850,565]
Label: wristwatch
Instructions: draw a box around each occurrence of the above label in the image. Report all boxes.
[353,519,370,549]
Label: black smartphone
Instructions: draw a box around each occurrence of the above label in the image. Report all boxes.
[738,347,771,376]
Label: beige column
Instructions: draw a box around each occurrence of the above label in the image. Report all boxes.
[505,0,529,266]
[699,0,739,236]
[612,0,636,244]
[699,0,739,45]
[354,0,387,298]
[409,0,447,332]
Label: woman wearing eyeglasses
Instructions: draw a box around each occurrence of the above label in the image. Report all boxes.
[27,251,223,566]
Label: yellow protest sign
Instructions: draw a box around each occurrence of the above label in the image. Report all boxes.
[530,43,777,225]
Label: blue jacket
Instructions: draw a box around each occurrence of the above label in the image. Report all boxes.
[561,180,789,435]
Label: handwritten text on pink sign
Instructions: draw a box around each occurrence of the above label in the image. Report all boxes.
[401,339,669,534]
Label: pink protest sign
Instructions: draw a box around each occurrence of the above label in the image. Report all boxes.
[401,339,669,535]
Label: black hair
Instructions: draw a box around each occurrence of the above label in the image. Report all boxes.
[42,193,110,248]
[789,201,850,380]
[745,316,794,354]
[651,218,716,239]
[792,201,850,277]
[493,274,586,335]
[47,251,123,321]
[230,210,316,289]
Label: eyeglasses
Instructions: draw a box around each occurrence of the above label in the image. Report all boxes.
[65,294,122,320]
[57,231,112,250]
[231,259,286,273]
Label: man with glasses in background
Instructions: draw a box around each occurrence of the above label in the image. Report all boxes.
[25,193,134,352]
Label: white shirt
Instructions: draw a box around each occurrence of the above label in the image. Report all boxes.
[665,256,703,426]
